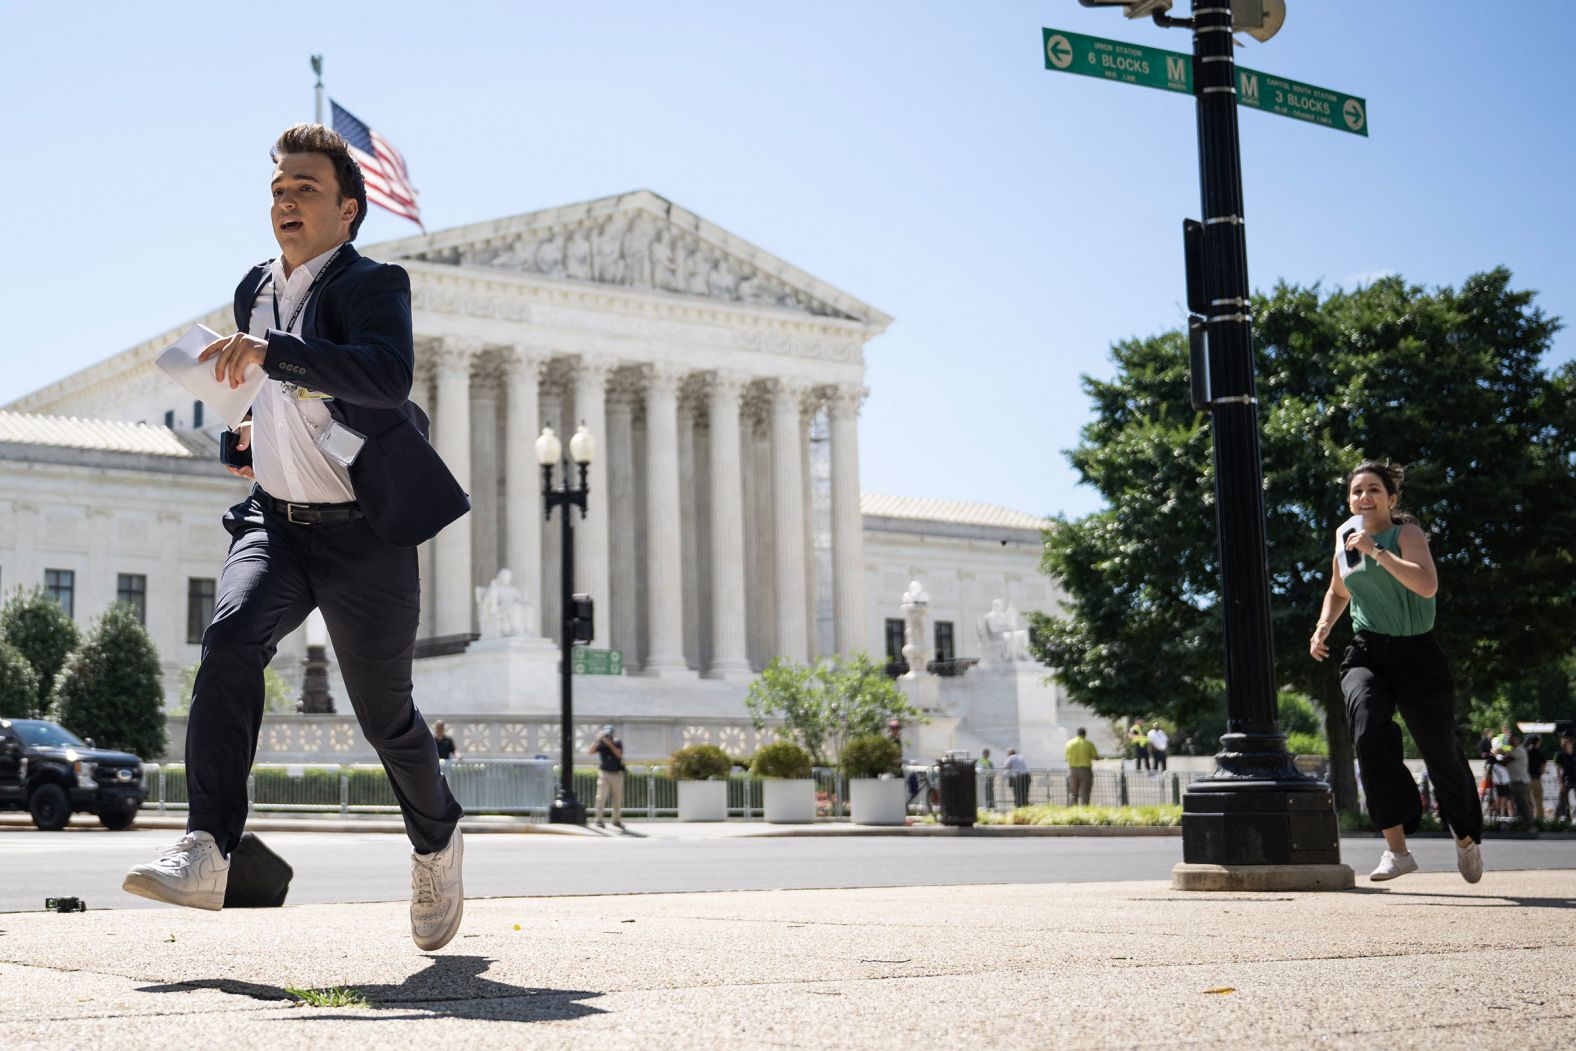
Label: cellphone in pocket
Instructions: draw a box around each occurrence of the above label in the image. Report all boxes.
[220,429,253,470]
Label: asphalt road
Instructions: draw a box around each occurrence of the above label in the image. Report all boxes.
[2,827,1570,913]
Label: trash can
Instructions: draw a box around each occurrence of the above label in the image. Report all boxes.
[937,752,978,827]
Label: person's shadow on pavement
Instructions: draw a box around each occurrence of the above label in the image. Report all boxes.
[136,954,604,1022]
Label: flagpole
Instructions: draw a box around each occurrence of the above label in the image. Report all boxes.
[311,54,324,125]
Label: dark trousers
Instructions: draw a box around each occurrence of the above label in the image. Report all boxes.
[1151,749,1167,772]
[186,493,463,855]
[1133,745,1150,771]
[1009,772,1030,808]
[1341,630,1482,843]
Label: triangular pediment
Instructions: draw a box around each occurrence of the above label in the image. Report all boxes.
[367,190,890,329]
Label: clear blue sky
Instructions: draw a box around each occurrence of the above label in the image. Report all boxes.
[3,2,1571,521]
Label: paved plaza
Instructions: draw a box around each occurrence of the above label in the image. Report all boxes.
[2,859,1570,1049]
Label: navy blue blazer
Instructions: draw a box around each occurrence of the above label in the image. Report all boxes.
[231,244,470,548]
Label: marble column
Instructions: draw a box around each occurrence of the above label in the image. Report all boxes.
[678,397,700,668]
[572,356,612,648]
[415,366,437,637]
[642,363,693,676]
[469,376,500,590]
[801,402,817,658]
[828,385,869,655]
[502,346,546,637]
[433,337,476,636]
[705,372,753,679]
[606,388,639,670]
[770,379,810,662]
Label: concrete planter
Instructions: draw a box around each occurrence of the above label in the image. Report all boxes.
[762,779,817,824]
[850,777,907,826]
[676,779,728,822]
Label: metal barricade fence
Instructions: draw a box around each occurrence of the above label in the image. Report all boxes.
[139,762,1201,819]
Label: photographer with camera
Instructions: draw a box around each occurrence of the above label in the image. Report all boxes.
[587,724,626,829]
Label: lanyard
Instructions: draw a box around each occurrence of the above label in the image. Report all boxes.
[268,245,344,335]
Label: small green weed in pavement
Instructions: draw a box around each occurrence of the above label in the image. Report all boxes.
[286,986,370,1009]
[976,804,1182,826]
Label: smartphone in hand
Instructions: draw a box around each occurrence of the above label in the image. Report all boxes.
[220,429,253,470]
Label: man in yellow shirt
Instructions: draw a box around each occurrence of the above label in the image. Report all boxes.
[1065,728,1099,805]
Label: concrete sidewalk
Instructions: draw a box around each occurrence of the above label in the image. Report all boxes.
[3,870,1571,1049]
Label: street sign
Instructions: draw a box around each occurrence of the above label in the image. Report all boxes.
[572,648,623,676]
[1235,66,1368,137]
[1042,27,1368,136]
[1042,28,1192,95]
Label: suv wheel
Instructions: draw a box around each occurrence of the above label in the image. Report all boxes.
[29,784,70,831]
[99,808,136,831]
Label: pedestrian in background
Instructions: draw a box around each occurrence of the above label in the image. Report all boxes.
[1129,720,1150,772]
[1004,748,1030,808]
[979,748,996,810]
[1146,724,1169,773]
[433,721,460,766]
[1524,734,1547,820]
[588,724,626,829]
[1309,460,1483,884]
[1553,735,1576,824]
[1497,732,1534,827]
[1064,728,1097,805]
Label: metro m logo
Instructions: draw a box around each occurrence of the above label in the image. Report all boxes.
[1240,72,1260,105]
[1166,55,1188,87]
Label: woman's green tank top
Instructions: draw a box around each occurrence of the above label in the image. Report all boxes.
[1345,524,1435,636]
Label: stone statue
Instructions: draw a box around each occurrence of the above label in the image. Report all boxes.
[978,599,1031,663]
[475,568,534,638]
[900,580,931,679]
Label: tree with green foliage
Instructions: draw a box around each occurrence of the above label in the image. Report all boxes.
[0,642,40,719]
[1031,269,1575,809]
[744,652,920,766]
[0,586,81,717]
[174,661,296,715]
[52,603,168,759]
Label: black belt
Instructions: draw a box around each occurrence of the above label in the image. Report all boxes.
[262,493,364,525]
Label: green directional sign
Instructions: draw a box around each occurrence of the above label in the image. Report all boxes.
[1042,28,1369,137]
[1235,66,1368,137]
[1042,28,1192,95]
[572,647,624,676]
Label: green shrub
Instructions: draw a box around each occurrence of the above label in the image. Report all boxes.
[976,804,1181,827]
[669,744,732,781]
[839,734,901,779]
[0,585,80,717]
[1286,731,1328,756]
[750,740,813,780]
[0,642,40,719]
[52,603,167,759]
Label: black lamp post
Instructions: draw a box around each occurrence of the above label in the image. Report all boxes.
[1077,0,1342,875]
[536,422,596,826]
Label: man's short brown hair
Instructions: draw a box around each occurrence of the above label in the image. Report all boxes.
[271,124,368,240]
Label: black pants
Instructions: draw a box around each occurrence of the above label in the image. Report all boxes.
[1152,749,1167,772]
[1341,630,1481,843]
[186,492,463,855]
[1133,745,1150,771]
[1009,773,1030,808]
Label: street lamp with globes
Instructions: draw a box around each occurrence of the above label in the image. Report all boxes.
[536,422,596,825]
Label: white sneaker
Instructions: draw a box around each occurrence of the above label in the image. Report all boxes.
[122,831,229,911]
[1456,839,1484,884]
[1368,849,1418,882]
[411,827,464,951]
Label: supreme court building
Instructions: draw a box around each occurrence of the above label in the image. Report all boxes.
[2,192,1100,762]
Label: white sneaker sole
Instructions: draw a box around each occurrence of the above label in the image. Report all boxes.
[122,871,225,911]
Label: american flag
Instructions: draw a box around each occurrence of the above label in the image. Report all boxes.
[330,100,424,230]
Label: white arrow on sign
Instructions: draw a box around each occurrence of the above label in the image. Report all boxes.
[1342,98,1366,132]
[1046,34,1074,70]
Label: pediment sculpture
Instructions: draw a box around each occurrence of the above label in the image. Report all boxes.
[438,211,847,318]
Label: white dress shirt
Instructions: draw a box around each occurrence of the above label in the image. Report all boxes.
[245,244,356,504]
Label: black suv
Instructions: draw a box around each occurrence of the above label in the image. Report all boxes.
[0,719,146,830]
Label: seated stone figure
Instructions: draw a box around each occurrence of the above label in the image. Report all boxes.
[475,568,535,638]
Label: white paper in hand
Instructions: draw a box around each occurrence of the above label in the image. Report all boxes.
[1336,514,1365,580]
[153,325,266,430]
